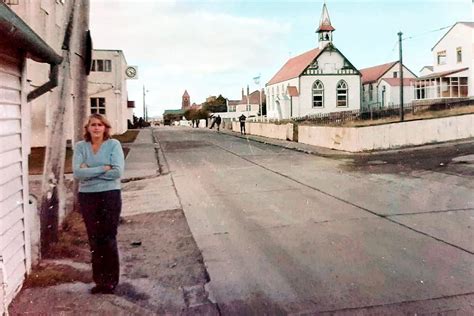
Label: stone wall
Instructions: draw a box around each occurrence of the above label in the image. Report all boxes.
[232,122,294,141]
[298,114,474,152]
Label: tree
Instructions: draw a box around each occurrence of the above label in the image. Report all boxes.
[184,108,199,120]
[197,109,210,120]
[203,94,227,113]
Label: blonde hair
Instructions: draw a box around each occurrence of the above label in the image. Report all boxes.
[83,113,112,142]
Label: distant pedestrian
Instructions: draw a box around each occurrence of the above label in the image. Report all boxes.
[209,115,215,129]
[73,114,124,295]
[215,115,222,132]
[239,114,246,135]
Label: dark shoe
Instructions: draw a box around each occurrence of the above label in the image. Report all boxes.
[90,285,115,294]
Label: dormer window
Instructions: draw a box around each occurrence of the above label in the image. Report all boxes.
[437,51,446,65]
[393,71,398,78]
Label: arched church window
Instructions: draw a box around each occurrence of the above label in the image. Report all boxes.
[325,33,329,41]
[312,80,324,108]
[336,80,348,107]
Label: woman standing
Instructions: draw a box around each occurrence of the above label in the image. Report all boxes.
[73,114,124,294]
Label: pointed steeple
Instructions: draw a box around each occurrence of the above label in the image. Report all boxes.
[316,2,335,49]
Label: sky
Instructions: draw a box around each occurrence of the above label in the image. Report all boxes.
[90,0,473,118]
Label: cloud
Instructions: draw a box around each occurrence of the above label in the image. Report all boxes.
[91,1,290,75]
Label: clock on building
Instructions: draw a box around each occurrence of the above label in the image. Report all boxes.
[125,66,138,79]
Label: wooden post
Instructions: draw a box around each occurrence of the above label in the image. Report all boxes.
[72,0,90,211]
[39,0,77,256]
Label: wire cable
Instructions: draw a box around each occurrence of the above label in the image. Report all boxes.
[402,24,453,41]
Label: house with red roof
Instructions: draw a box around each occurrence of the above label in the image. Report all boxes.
[265,3,361,119]
[237,86,265,115]
[359,61,417,110]
[414,22,473,102]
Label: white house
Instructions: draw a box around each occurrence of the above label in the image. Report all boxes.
[88,49,132,135]
[265,3,361,119]
[360,61,417,110]
[0,2,63,313]
[233,87,265,117]
[414,22,473,102]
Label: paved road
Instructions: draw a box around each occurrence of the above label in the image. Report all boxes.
[155,127,474,314]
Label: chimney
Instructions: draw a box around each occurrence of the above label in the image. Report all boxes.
[247,85,249,96]
[241,88,244,99]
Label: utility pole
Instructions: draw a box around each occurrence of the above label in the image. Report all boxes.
[72,0,90,211]
[40,0,76,256]
[398,31,404,121]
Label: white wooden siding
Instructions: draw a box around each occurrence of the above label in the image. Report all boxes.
[0,47,27,314]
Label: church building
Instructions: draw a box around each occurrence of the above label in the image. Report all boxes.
[265,3,361,119]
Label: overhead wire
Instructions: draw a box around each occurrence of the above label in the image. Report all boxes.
[382,24,454,62]
[402,24,453,41]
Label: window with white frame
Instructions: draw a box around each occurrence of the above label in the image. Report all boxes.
[91,59,112,72]
[90,97,106,114]
[312,80,324,107]
[393,71,398,78]
[336,80,348,107]
[437,51,446,65]
[369,84,373,101]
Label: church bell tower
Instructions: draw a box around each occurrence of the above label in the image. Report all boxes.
[316,2,335,49]
[182,90,190,110]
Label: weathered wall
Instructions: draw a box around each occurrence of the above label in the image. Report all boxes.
[298,114,474,152]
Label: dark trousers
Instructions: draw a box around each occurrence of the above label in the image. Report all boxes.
[79,190,121,288]
[240,122,246,134]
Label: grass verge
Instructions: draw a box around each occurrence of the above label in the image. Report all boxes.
[112,130,140,143]
[29,145,130,175]
[47,211,90,262]
[29,147,74,175]
[23,211,91,288]
[24,263,92,288]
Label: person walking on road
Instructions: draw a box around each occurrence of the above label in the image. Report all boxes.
[239,114,246,135]
[73,113,125,295]
[209,115,215,129]
[215,115,222,132]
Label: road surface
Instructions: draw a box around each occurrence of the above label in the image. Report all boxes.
[155,127,474,314]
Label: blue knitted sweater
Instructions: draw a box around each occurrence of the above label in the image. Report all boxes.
[73,139,124,192]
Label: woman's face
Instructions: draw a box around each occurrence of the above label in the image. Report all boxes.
[87,118,106,139]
